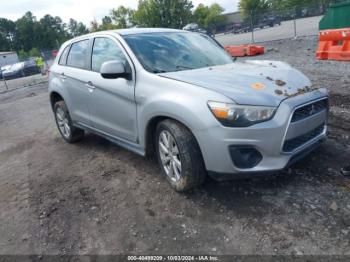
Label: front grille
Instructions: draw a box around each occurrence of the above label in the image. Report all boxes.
[283,124,325,152]
[291,99,328,123]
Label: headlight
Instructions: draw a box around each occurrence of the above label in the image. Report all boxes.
[208,101,276,127]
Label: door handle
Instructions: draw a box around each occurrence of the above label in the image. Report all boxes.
[85,81,95,92]
[60,73,66,80]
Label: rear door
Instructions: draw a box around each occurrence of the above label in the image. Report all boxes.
[85,36,137,142]
[63,39,92,126]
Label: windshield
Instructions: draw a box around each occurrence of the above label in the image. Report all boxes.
[10,63,24,71]
[1,65,11,71]
[123,32,233,73]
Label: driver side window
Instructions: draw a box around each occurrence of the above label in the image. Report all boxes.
[91,37,127,72]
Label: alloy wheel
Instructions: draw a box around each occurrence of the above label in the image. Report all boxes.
[158,130,182,182]
[56,107,71,138]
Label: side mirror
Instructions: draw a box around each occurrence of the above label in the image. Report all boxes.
[100,60,131,80]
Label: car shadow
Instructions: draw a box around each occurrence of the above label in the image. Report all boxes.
[74,133,329,217]
[206,175,294,213]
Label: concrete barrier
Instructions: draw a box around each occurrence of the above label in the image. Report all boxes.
[0,74,48,94]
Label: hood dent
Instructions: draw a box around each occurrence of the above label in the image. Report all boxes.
[159,61,314,107]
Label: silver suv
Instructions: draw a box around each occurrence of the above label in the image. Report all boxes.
[49,28,328,191]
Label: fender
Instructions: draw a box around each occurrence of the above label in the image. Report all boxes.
[49,76,73,112]
[138,98,220,150]
[134,71,232,151]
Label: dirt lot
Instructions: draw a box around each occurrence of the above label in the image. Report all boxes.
[0,36,349,256]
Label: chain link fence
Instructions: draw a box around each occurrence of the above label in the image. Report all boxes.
[216,1,329,45]
[0,49,56,93]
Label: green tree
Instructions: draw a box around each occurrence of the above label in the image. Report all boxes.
[267,0,330,17]
[28,47,40,57]
[0,11,86,53]
[102,16,112,25]
[15,12,37,51]
[268,0,331,12]
[193,3,226,30]
[111,6,135,28]
[17,48,40,59]
[100,16,117,30]
[238,0,269,19]
[193,4,209,28]
[133,0,193,28]
[269,0,287,11]
[68,18,88,37]
[89,16,118,32]
[37,15,68,50]
[18,49,28,60]
[0,18,16,50]
[206,3,226,30]
[90,19,100,32]
[12,12,69,52]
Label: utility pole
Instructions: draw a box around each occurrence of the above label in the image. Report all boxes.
[293,7,297,38]
[250,10,255,43]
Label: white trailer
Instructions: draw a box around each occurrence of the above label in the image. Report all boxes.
[0,52,19,68]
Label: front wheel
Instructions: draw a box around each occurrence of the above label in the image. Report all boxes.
[155,120,206,192]
[54,101,84,143]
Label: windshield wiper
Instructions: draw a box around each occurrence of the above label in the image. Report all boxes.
[152,68,168,73]
[175,65,195,71]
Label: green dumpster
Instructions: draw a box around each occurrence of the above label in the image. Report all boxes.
[319,0,350,30]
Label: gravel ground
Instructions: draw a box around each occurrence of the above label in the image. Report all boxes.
[0,36,349,257]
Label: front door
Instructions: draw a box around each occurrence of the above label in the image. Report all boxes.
[87,36,137,142]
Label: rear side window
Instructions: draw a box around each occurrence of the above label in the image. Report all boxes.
[91,37,127,72]
[58,46,70,65]
[66,40,89,69]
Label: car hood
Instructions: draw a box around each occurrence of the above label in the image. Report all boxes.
[159,60,314,107]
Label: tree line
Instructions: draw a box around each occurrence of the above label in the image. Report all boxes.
[91,1,226,33]
[0,0,227,58]
[0,12,89,58]
[0,0,334,57]
[239,0,331,19]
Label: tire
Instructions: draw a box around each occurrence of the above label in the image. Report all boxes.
[54,100,84,143]
[155,119,206,192]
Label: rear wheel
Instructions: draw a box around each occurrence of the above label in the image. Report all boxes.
[155,119,206,192]
[54,101,84,143]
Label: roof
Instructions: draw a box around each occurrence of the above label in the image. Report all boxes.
[113,28,185,36]
[62,28,188,47]
[0,51,16,55]
[76,28,185,38]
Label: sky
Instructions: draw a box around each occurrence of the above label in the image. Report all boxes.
[0,0,239,26]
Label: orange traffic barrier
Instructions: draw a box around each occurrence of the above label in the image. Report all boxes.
[225,45,265,57]
[316,28,350,61]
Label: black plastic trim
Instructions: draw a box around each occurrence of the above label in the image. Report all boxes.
[208,139,324,181]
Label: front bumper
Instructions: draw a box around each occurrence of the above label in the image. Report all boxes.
[193,92,328,179]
